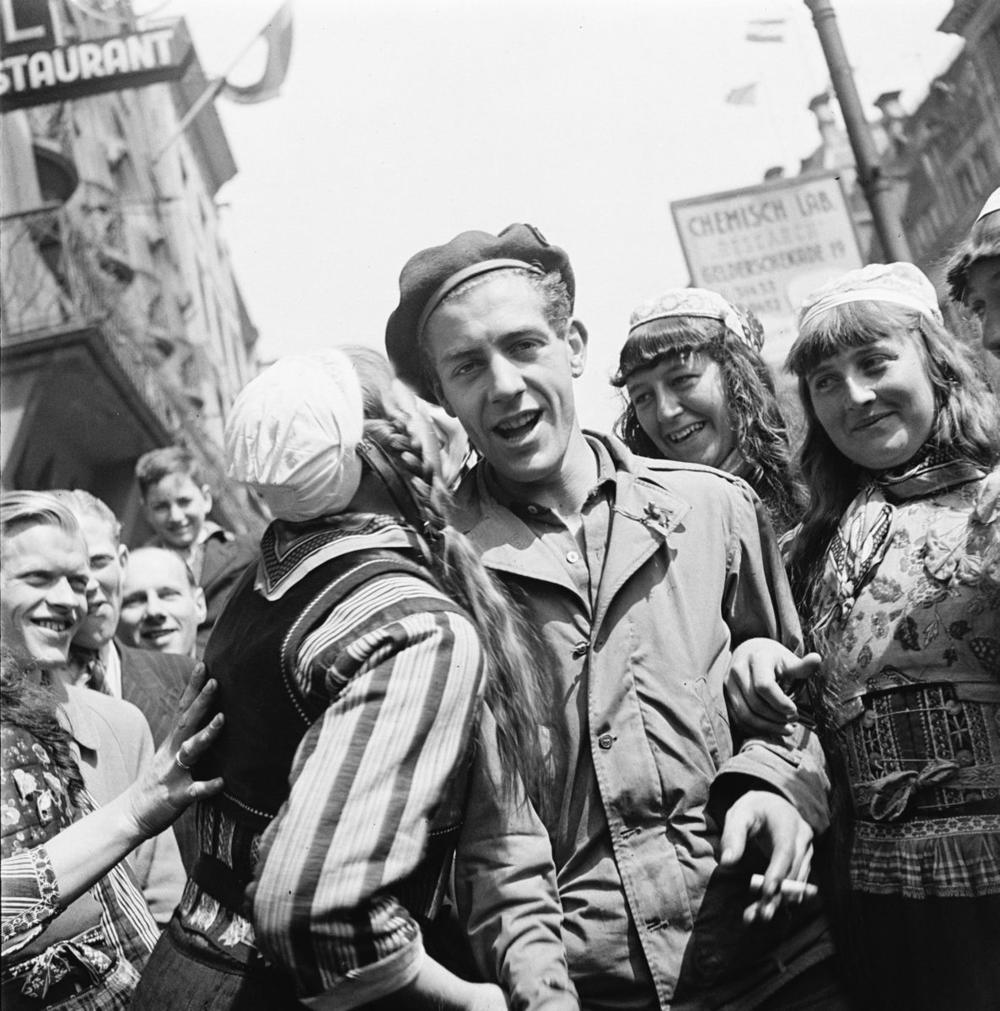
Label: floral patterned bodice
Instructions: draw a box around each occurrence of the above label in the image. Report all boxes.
[808,468,1000,898]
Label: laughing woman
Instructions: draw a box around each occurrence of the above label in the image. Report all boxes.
[613,288,803,533]
[784,262,1000,1011]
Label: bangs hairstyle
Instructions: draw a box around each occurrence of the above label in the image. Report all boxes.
[947,210,1000,304]
[613,314,721,387]
[785,299,1000,607]
[613,316,805,532]
[612,315,725,459]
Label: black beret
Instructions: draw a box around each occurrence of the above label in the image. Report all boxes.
[385,223,574,402]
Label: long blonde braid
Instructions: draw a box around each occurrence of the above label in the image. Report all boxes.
[364,411,556,819]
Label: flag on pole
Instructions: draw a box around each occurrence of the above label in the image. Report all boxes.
[725,82,758,106]
[746,17,786,43]
[221,1,294,104]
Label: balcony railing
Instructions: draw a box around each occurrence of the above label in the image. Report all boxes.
[1,203,185,436]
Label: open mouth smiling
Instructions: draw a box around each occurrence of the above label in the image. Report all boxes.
[664,421,705,445]
[493,410,541,441]
[33,618,73,634]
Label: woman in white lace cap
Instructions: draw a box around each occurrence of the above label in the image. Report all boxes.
[778,262,1000,1010]
[133,350,573,1011]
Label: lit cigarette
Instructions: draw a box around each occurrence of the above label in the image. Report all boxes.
[749,874,819,900]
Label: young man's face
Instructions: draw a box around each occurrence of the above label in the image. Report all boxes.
[422,271,586,496]
[141,472,212,549]
[1,522,90,668]
[118,549,206,657]
[72,512,128,651]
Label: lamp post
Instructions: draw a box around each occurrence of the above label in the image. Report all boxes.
[804,0,912,261]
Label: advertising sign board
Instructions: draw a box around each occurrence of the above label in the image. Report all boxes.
[671,173,865,362]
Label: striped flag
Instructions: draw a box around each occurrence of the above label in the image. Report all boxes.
[746,17,786,43]
[725,82,758,106]
[221,1,294,105]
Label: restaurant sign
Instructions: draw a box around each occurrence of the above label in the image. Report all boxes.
[1,0,192,110]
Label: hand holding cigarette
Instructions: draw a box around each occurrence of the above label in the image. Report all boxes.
[749,873,819,902]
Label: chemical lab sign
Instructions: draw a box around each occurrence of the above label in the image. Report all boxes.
[671,173,864,357]
[0,0,193,110]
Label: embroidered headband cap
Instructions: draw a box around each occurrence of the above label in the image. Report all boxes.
[225,351,365,522]
[799,262,943,330]
[627,287,765,352]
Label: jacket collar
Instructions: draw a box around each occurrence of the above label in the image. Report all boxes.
[452,431,691,619]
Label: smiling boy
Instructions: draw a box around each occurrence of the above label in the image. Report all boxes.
[135,447,256,654]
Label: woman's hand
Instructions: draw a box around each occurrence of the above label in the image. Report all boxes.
[726,639,821,736]
[127,663,224,838]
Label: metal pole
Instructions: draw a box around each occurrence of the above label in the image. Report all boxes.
[804,0,912,261]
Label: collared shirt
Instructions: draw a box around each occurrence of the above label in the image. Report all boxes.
[177,516,487,1009]
[484,439,617,612]
[95,641,123,699]
[66,642,121,698]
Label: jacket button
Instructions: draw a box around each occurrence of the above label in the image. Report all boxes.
[598,733,614,750]
[572,641,588,659]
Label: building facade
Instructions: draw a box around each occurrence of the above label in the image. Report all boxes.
[1,0,264,539]
[793,0,999,374]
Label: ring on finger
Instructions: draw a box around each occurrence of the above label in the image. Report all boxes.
[175,749,193,772]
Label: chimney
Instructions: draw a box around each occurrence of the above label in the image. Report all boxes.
[809,91,839,153]
[874,90,907,151]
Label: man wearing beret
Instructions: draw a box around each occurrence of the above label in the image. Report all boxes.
[386,225,847,1010]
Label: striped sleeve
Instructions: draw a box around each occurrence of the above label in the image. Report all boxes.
[252,574,486,1007]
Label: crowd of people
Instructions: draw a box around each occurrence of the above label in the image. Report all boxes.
[1,187,998,1011]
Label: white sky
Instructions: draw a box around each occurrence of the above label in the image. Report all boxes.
[159,0,961,431]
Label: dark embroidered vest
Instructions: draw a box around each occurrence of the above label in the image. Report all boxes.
[201,549,430,831]
[195,546,475,924]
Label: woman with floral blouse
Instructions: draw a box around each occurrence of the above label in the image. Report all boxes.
[781,262,1000,1010]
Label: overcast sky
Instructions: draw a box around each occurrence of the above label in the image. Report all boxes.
[161,0,961,430]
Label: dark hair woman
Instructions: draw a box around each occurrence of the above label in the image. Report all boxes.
[613,288,804,533]
[132,351,571,1011]
[783,262,1000,1011]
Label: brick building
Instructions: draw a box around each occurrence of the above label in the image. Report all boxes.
[1,0,264,539]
